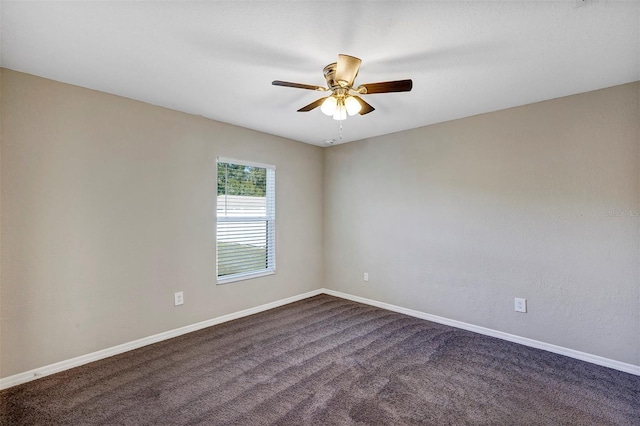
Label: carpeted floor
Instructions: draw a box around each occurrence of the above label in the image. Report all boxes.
[1,294,638,425]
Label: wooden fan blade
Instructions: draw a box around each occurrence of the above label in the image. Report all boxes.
[335,54,362,87]
[359,79,413,94]
[272,80,326,91]
[352,96,375,115]
[297,97,327,112]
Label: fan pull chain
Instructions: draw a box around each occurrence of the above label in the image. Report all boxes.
[339,120,343,141]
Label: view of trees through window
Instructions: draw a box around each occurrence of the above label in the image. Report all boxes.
[217,163,266,197]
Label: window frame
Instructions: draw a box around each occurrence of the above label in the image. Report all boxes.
[216,157,276,285]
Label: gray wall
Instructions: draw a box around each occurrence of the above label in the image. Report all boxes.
[324,82,640,366]
[0,69,324,377]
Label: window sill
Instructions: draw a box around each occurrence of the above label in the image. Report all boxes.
[217,270,275,285]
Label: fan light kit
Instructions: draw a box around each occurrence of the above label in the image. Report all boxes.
[273,54,413,121]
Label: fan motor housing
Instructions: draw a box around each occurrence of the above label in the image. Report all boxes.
[323,63,339,89]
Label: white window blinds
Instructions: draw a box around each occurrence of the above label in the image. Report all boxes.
[216,158,276,284]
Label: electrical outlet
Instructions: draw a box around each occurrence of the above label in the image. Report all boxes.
[363,272,369,282]
[174,291,184,306]
[515,297,527,313]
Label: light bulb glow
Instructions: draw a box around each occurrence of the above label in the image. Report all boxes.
[333,102,347,120]
[344,96,362,116]
[320,96,337,116]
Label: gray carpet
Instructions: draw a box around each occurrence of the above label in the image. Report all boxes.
[1,294,638,425]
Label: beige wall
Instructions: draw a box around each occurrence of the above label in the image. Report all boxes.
[1,68,638,379]
[0,69,324,377]
[324,82,640,366]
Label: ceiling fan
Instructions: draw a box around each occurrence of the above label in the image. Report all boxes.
[272,54,413,120]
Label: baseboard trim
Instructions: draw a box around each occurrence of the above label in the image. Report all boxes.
[0,289,323,390]
[2,287,637,390]
[322,288,640,376]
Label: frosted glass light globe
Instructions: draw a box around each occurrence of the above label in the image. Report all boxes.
[333,104,347,121]
[320,96,337,116]
[344,96,362,116]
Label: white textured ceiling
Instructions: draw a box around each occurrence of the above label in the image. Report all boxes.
[1,1,639,146]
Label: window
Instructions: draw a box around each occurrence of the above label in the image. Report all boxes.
[216,158,275,284]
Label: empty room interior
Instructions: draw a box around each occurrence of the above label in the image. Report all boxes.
[1,1,639,424]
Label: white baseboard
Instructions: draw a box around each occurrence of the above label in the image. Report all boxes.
[2,287,637,390]
[322,288,640,376]
[0,289,323,390]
